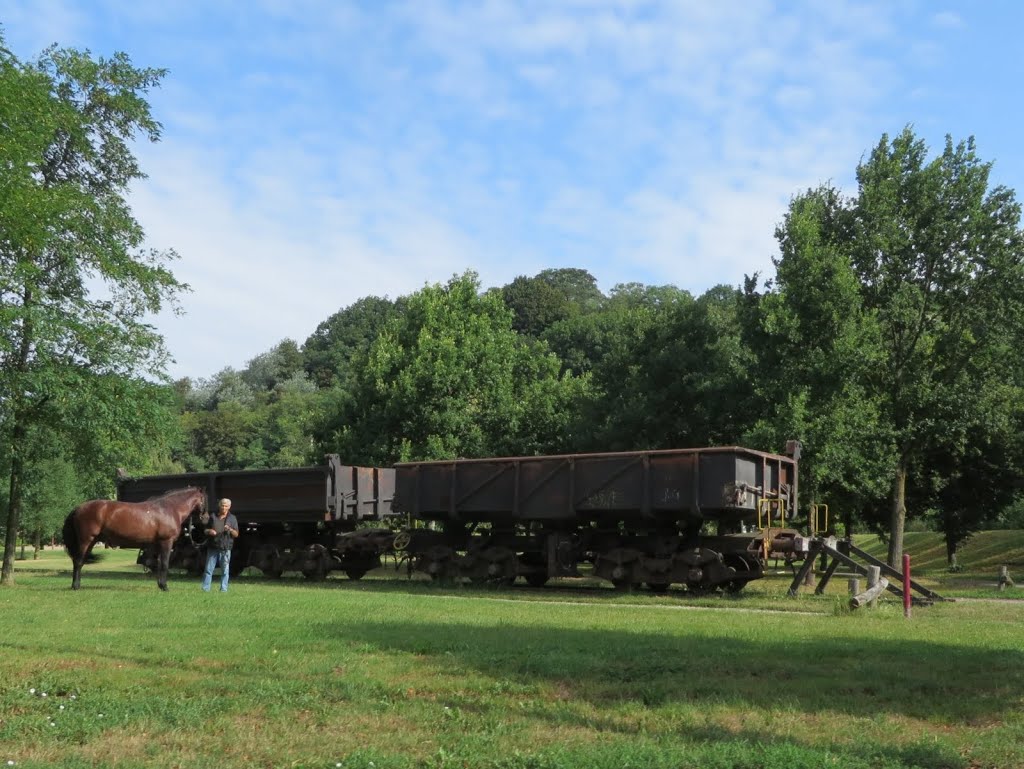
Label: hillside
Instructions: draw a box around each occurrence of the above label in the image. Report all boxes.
[854,530,1024,574]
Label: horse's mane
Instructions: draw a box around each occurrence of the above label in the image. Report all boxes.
[151,486,203,501]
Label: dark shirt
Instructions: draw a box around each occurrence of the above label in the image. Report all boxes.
[207,512,239,551]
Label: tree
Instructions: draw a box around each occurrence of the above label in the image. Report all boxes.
[303,296,404,389]
[909,427,1022,567]
[318,272,590,464]
[853,129,1024,564]
[241,339,304,392]
[742,186,895,535]
[536,267,605,311]
[0,39,185,584]
[500,275,572,337]
[760,128,1024,563]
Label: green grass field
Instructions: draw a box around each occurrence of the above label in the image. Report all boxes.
[1,541,1022,769]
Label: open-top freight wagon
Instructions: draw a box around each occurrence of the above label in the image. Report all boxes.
[121,442,810,592]
[118,456,397,579]
[393,442,810,592]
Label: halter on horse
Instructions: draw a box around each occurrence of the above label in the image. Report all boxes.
[63,487,207,591]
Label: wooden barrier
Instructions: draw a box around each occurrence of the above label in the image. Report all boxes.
[850,569,889,609]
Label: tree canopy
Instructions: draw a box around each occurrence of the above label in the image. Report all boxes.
[750,127,1024,563]
[0,37,186,583]
[316,272,590,465]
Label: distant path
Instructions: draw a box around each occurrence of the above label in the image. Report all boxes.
[412,592,823,616]
[953,597,1024,604]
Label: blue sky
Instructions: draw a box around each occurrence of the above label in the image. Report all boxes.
[3,1,1022,381]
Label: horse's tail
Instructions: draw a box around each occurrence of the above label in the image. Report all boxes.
[62,510,80,559]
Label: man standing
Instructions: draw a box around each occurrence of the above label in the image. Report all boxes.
[201,498,239,592]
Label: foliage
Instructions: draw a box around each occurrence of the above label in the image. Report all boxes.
[500,275,572,337]
[541,282,684,379]
[175,355,323,471]
[318,271,591,464]
[597,284,754,449]
[302,295,405,390]
[0,37,185,584]
[536,267,605,311]
[742,185,895,532]
[240,338,303,392]
[750,127,1024,561]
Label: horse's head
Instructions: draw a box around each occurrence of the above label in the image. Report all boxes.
[189,488,210,525]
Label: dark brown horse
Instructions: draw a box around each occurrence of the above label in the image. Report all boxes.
[63,487,207,591]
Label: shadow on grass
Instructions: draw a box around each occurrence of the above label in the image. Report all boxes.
[328,616,1023,728]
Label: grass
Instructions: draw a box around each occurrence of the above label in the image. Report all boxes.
[1,545,1023,768]
[853,530,1024,598]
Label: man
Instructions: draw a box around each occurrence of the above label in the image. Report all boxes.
[201,498,239,592]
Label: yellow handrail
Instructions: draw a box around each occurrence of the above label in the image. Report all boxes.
[757,498,786,529]
[810,503,829,535]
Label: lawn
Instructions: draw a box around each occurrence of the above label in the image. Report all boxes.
[1,546,1022,769]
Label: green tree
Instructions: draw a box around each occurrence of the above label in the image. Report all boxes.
[262,373,323,467]
[241,339,304,392]
[537,267,605,311]
[500,275,572,337]
[743,186,895,534]
[319,272,590,464]
[0,39,185,584]
[760,128,1024,563]
[303,296,404,390]
[584,285,753,451]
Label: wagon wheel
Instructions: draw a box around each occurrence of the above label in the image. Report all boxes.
[723,554,752,594]
[525,573,549,588]
[302,563,327,581]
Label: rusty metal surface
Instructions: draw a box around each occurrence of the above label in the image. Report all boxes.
[117,456,396,525]
[393,446,797,525]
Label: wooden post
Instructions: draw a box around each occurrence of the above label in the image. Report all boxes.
[850,574,889,609]
[903,553,911,619]
[848,577,860,598]
[803,563,816,588]
[867,565,881,609]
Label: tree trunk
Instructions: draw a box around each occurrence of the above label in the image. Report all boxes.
[2,287,32,587]
[886,460,907,568]
[945,534,958,567]
[1,416,27,585]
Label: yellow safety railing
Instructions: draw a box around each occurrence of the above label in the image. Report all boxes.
[757,498,786,530]
[810,503,829,535]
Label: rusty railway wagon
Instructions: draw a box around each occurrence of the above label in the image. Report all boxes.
[393,442,810,592]
[117,456,397,580]
[120,442,809,592]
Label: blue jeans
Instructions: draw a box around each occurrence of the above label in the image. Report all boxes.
[201,549,232,592]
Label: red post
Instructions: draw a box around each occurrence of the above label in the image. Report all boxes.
[903,553,912,619]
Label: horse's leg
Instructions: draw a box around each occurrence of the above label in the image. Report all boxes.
[71,553,82,590]
[156,540,172,591]
[72,536,96,590]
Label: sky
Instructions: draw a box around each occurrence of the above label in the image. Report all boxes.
[2,1,1022,381]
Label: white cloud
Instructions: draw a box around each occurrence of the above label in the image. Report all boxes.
[931,11,963,29]
[5,0,984,381]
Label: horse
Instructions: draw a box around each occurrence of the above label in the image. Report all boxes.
[63,487,207,591]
